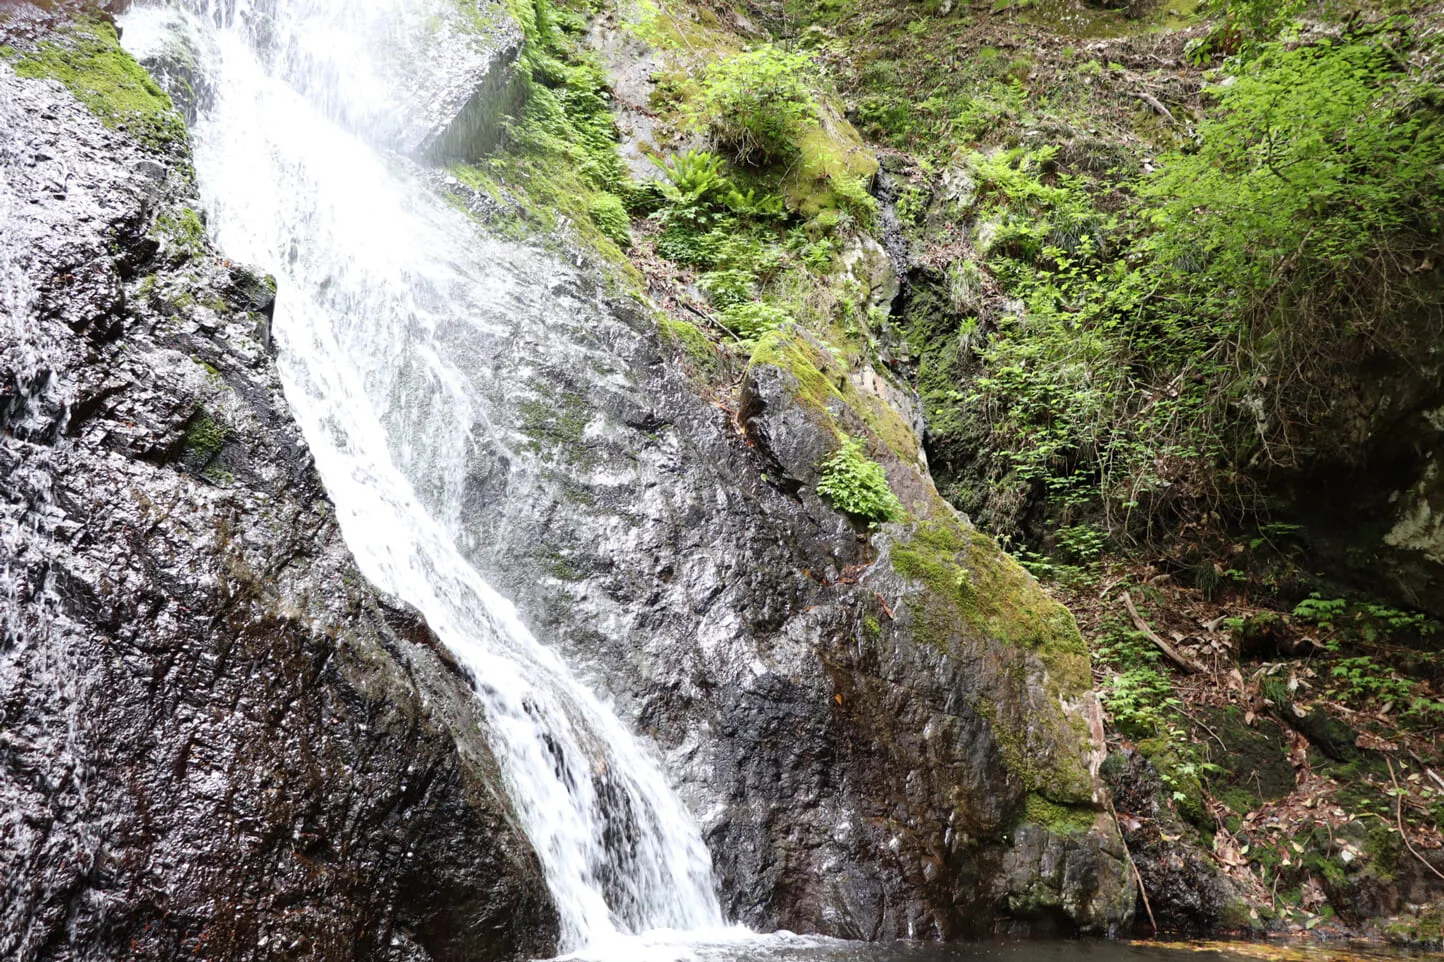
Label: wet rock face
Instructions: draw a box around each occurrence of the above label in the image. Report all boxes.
[1105,750,1244,935]
[426,224,1133,934]
[0,25,556,962]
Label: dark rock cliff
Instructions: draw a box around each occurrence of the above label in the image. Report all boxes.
[0,9,557,960]
[419,214,1135,935]
[3,0,1139,949]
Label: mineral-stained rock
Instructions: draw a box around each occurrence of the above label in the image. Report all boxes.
[0,14,556,961]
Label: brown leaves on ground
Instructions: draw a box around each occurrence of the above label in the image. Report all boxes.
[1057,562,1444,935]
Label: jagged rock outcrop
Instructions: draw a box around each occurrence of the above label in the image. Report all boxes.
[0,11,557,960]
[420,222,1136,933]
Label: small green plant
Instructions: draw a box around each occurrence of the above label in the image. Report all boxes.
[1328,656,1414,709]
[816,435,904,525]
[692,45,822,165]
[719,301,791,338]
[1055,523,1107,563]
[1292,594,1346,630]
[1325,654,1444,727]
[660,149,730,202]
[698,268,756,308]
[1092,615,1186,741]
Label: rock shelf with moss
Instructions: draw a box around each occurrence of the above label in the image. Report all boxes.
[3,16,186,150]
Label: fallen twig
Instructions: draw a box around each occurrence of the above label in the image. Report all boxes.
[1387,756,1444,882]
[1134,91,1177,124]
[1122,591,1203,673]
[1107,796,1157,935]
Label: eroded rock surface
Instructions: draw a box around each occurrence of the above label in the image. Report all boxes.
[0,14,556,960]
[419,198,1135,935]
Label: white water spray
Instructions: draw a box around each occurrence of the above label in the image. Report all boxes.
[121,1,729,951]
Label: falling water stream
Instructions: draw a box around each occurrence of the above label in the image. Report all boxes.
[120,0,731,955]
[108,8,1327,962]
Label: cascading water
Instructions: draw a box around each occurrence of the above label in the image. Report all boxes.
[119,0,730,952]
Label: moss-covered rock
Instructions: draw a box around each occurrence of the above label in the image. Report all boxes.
[782,108,880,221]
[3,15,186,150]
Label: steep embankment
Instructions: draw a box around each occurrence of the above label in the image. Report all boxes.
[398,0,1145,939]
[0,8,556,959]
[442,0,1444,945]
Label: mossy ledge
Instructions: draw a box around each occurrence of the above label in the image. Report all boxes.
[890,518,1096,804]
[2,15,187,150]
[1019,791,1098,837]
[747,324,920,464]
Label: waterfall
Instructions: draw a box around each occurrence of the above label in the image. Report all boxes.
[119,1,729,951]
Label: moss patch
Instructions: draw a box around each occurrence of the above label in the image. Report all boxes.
[747,326,919,462]
[447,0,641,271]
[1137,735,1211,832]
[1199,707,1295,814]
[517,390,595,466]
[782,112,879,222]
[154,207,207,261]
[891,520,1089,684]
[891,519,1094,802]
[182,406,229,466]
[5,17,186,150]
[1019,791,1096,836]
[659,315,722,376]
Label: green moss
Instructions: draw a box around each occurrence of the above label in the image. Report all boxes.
[450,0,642,271]
[659,316,722,375]
[1218,898,1262,932]
[517,391,595,466]
[182,407,229,465]
[977,696,1093,803]
[782,116,880,222]
[6,18,186,150]
[1019,792,1096,836]
[748,327,843,415]
[891,521,1088,674]
[863,613,882,637]
[747,326,920,462]
[889,518,1095,801]
[154,207,207,261]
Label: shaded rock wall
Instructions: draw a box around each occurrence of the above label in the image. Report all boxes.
[0,11,557,960]
[424,183,1134,934]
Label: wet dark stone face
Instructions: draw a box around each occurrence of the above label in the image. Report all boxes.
[5,0,1133,950]
[0,19,557,961]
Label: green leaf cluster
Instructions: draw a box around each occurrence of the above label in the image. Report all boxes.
[816,436,904,524]
[691,45,822,165]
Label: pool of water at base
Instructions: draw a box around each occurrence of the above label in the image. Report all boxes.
[550,929,1441,962]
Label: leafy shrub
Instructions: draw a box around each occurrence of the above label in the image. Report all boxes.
[587,193,632,248]
[719,301,791,338]
[816,436,904,525]
[692,45,822,165]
